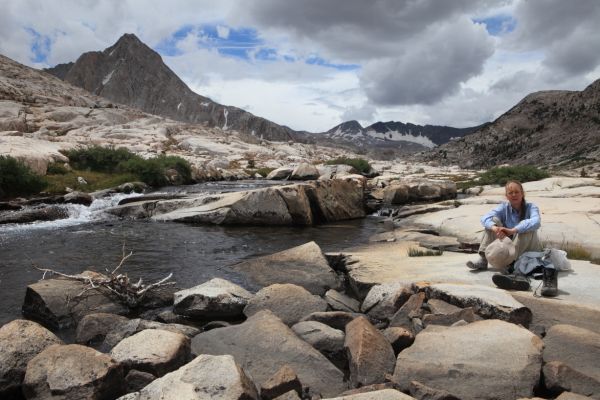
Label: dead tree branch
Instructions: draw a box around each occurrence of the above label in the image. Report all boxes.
[34,246,174,308]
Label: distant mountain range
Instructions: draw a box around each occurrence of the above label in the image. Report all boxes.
[422,80,600,168]
[44,33,477,156]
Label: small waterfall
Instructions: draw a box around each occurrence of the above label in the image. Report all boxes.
[0,192,140,233]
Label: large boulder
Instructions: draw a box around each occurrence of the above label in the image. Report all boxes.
[110,329,190,377]
[392,320,544,400]
[344,316,396,388]
[261,365,303,400]
[191,310,347,398]
[291,321,345,355]
[173,278,253,319]
[22,272,129,330]
[122,354,259,400]
[244,284,328,326]
[267,167,293,180]
[361,282,414,321]
[383,184,410,205]
[304,178,365,222]
[425,283,532,327]
[76,313,199,351]
[291,163,320,180]
[0,320,63,398]
[324,289,360,313]
[543,324,600,398]
[300,311,362,331]
[231,241,342,295]
[23,344,124,400]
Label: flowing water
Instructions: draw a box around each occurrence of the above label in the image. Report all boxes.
[0,181,383,326]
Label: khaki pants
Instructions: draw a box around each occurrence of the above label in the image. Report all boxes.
[478,217,542,268]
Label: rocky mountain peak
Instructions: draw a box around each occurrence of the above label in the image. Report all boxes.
[44,34,298,142]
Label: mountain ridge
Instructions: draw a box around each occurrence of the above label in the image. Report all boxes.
[421,79,600,168]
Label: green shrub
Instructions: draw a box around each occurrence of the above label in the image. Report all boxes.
[459,165,549,190]
[0,156,47,199]
[63,146,192,187]
[119,155,192,187]
[255,167,275,177]
[325,157,371,174]
[477,165,549,186]
[65,146,135,173]
[46,162,68,175]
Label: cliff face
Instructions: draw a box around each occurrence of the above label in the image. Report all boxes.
[424,80,600,168]
[45,34,298,142]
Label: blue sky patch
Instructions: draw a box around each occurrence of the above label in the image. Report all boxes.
[25,27,51,63]
[305,55,360,71]
[474,15,517,36]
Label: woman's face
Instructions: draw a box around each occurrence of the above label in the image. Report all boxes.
[505,183,524,208]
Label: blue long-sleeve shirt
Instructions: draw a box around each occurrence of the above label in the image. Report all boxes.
[481,201,541,233]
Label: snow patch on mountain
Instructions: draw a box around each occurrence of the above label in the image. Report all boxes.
[102,69,115,85]
[365,129,436,148]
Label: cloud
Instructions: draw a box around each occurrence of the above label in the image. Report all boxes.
[360,18,494,105]
[216,25,230,39]
[507,0,600,76]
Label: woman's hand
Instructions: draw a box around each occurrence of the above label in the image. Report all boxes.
[493,226,517,239]
[492,226,505,239]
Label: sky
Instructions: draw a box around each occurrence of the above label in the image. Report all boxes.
[2,0,600,133]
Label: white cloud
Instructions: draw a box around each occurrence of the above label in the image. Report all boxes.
[216,25,230,39]
[0,0,599,133]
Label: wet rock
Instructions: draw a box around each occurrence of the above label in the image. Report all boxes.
[110,329,190,377]
[0,205,69,225]
[324,289,361,313]
[261,365,303,400]
[389,292,426,331]
[425,283,532,328]
[543,324,600,398]
[0,319,63,398]
[392,320,544,400]
[300,311,362,331]
[292,321,345,355]
[361,282,414,321]
[345,316,396,388]
[125,370,155,393]
[124,354,259,400]
[244,283,328,326]
[267,167,293,180]
[232,241,342,296]
[422,307,476,327]
[382,327,415,355]
[63,190,93,206]
[191,310,347,398]
[22,272,129,330]
[173,277,253,319]
[23,344,124,400]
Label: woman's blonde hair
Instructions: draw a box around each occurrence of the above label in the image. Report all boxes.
[505,180,526,220]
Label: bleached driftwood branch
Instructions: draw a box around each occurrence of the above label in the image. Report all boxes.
[34,245,174,308]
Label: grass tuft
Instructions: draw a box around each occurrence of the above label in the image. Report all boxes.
[407,247,443,257]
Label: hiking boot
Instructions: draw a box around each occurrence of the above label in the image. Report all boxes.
[541,268,558,297]
[467,256,488,271]
[492,273,530,291]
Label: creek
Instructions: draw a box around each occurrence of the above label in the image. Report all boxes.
[0,181,383,326]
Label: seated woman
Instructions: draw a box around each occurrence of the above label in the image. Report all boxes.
[466,180,555,294]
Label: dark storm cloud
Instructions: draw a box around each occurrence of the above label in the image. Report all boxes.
[238,0,498,106]
[510,0,600,75]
